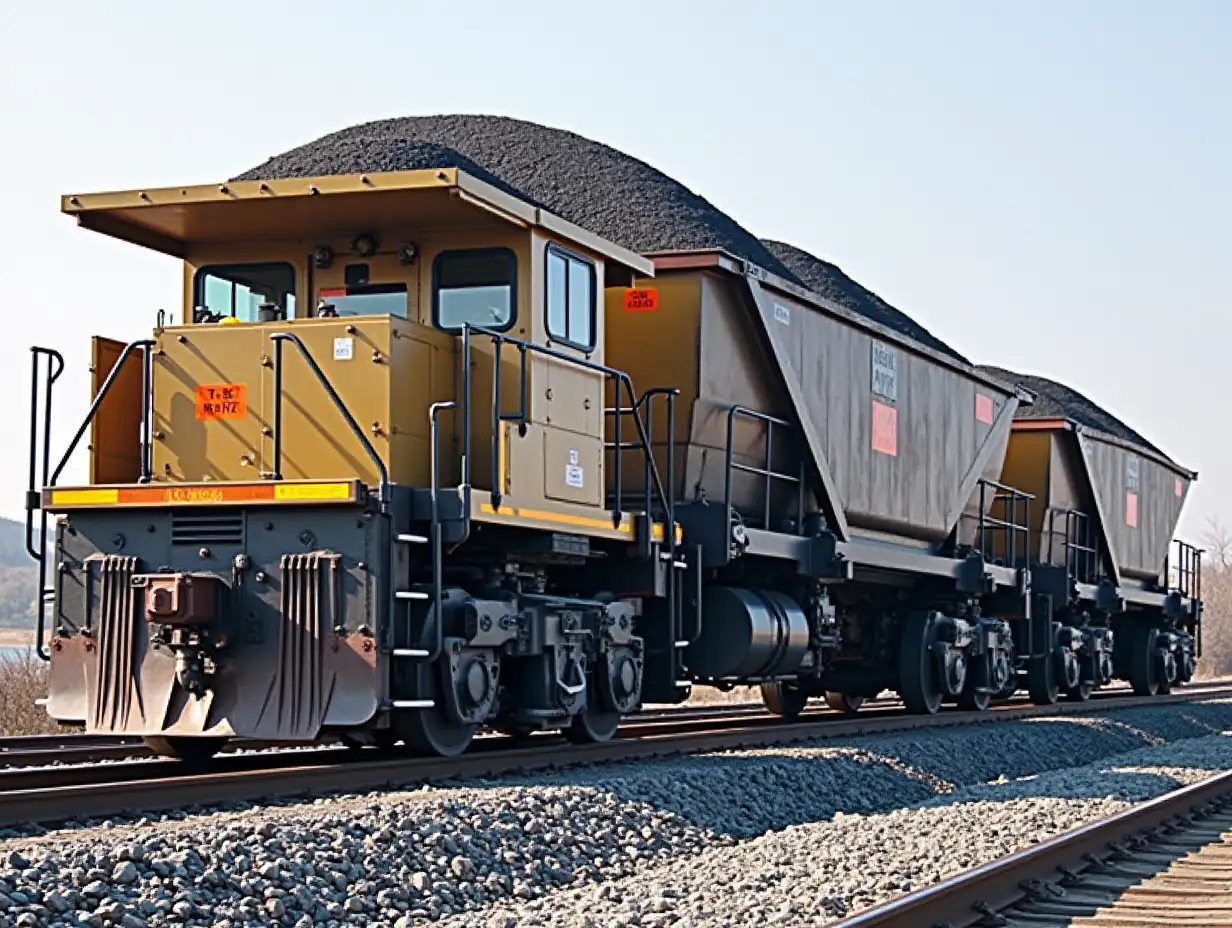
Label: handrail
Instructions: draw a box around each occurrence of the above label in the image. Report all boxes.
[269,333,389,510]
[50,340,154,487]
[722,405,805,532]
[423,399,456,663]
[26,347,64,559]
[462,323,671,529]
[26,347,65,663]
[976,478,1033,569]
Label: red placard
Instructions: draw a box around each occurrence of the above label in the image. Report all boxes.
[872,400,898,457]
[194,383,247,420]
[1175,477,1184,498]
[1126,491,1139,528]
[623,288,660,312]
[975,393,994,424]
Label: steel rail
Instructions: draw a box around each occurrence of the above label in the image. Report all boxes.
[0,686,1229,830]
[828,766,1232,928]
[1,680,1229,773]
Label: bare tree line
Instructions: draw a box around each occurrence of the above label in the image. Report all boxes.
[1196,516,1232,679]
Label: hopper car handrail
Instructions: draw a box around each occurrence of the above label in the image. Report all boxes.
[722,405,806,533]
[461,323,671,532]
[25,347,65,663]
[974,478,1033,570]
[268,333,390,509]
[605,386,679,539]
[1167,538,1203,601]
[1044,506,1102,588]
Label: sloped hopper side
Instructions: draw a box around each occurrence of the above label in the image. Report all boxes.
[607,266,1022,550]
[1075,430,1194,584]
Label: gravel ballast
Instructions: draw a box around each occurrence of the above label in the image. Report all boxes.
[0,700,1229,927]
[448,732,1232,928]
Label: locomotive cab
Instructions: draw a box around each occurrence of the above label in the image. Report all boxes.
[29,169,681,759]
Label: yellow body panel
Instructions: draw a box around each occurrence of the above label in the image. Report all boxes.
[63,168,672,543]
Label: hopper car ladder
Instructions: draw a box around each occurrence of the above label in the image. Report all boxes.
[721,405,808,534]
[1044,507,1102,588]
[973,479,1033,570]
[1168,539,1203,601]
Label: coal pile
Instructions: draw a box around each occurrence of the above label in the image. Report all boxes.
[235,114,796,279]
[761,239,967,363]
[237,116,964,360]
[977,365,1165,457]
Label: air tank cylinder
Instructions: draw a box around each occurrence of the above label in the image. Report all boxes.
[684,587,811,679]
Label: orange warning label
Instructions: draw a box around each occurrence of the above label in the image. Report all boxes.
[975,393,994,425]
[1126,491,1139,528]
[872,400,898,457]
[623,288,660,312]
[195,383,248,420]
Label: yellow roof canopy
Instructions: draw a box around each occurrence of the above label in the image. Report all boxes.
[61,167,655,277]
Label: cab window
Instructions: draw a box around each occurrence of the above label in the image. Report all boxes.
[318,283,408,318]
[545,244,595,351]
[432,248,517,332]
[193,263,296,322]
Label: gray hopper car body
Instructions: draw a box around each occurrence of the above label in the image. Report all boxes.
[609,249,1031,560]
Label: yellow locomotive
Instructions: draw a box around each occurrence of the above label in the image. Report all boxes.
[27,119,1202,760]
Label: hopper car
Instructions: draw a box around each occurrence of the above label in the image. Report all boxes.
[23,165,1202,760]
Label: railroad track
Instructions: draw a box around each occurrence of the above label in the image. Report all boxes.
[830,760,1232,927]
[0,683,1229,831]
[0,680,1201,770]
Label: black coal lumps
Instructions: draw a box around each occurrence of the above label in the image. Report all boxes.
[234,114,797,279]
[976,364,1164,456]
[239,115,972,362]
[760,239,968,363]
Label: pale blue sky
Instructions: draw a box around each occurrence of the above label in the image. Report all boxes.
[0,0,1227,543]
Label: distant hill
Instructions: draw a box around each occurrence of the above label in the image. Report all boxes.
[0,517,41,629]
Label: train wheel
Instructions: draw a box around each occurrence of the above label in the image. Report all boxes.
[1027,655,1059,705]
[143,736,229,763]
[564,703,621,745]
[761,681,808,718]
[957,683,991,712]
[899,611,943,715]
[823,692,864,715]
[399,707,476,758]
[1128,625,1160,696]
[1064,682,1093,702]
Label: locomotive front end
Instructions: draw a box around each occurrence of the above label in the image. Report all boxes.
[41,478,380,759]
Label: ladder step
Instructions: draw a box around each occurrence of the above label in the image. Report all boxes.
[395,533,429,545]
[658,552,687,568]
[674,640,690,648]
[396,590,430,601]
[392,648,430,658]
[391,699,435,709]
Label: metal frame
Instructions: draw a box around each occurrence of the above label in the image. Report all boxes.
[974,478,1033,569]
[722,405,806,533]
